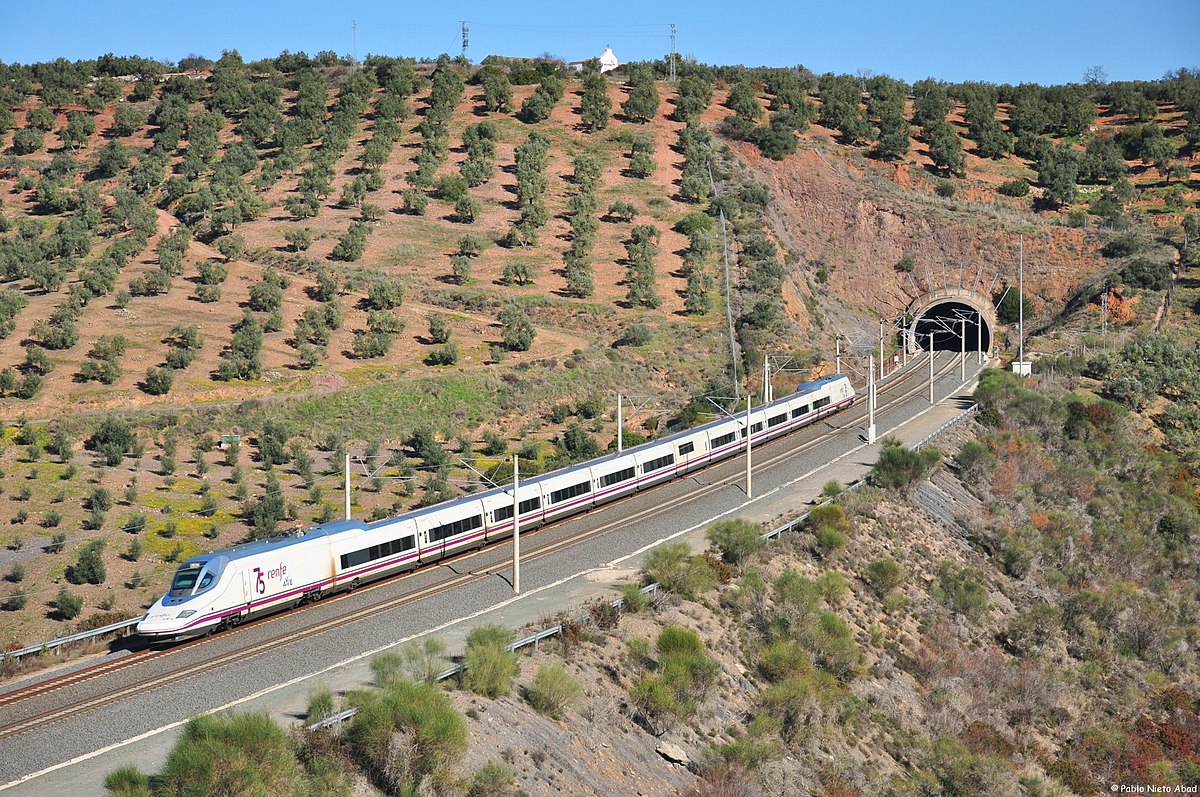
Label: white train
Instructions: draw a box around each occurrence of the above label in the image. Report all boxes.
[137,375,856,639]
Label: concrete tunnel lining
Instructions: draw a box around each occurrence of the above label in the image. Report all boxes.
[906,289,996,353]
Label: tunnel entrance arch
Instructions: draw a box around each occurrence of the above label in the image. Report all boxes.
[906,288,995,354]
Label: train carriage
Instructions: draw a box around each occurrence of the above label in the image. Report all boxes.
[632,437,684,489]
[587,449,641,506]
[410,497,489,561]
[530,462,597,523]
[477,480,546,542]
[330,517,419,588]
[671,426,713,474]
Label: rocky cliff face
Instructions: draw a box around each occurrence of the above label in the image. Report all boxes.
[733,142,1104,335]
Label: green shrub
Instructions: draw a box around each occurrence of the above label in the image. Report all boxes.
[306,685,335,723]
[156,712,303,797]
[757,639,812,682]
[870,440,941,493]
[756,668,843,743]
[814,526,846,552]
[629,675,682,735]
[469,761,516,797]
[103,765,150,797]
[820,480,843,499]
[642,541,718,599]
[461,624,519,698]
[705,518,765,567]
[865,558,904,597]
[630,626,719,733]
[371,651,405,688]
[997,179,1029,197]
[71,539,106,584]
[143,367,174,395]
[346,680,467,789]
[711,716,785,770]
[524,662,582,718]
[1101,231,1142,258]
[618,582,647,613]
[367,277,405,310]
[2,587,27,611]
[803,611,862,679]
[427,313,452,344]
[815,571,850,606]
[427,342,459,366]
[55,586,83,619]
[934,561,990,621]
[615,321,652,347]
[401,637,448,683]
[1121,257,1171,291]
[955,440,995,478]
[121,512,147,534]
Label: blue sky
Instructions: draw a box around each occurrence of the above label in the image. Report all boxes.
[3,0,1196,85]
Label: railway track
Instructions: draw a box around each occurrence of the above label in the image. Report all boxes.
[0,351,969,739]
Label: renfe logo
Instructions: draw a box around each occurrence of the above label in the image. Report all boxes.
[251,563,293,595]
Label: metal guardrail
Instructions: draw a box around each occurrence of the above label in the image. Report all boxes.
[2,617,139,664]
[912,404,979,452]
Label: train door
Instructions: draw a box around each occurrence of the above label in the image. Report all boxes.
[240,568,252,615]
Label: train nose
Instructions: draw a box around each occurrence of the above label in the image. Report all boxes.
[136,607,182,637]
[136,604,211,638]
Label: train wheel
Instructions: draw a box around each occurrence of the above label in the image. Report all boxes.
[348,578,361,592]
[218,615,241,632]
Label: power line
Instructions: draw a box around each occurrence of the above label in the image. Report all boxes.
[669,23,677,81]
[708,160,741,399]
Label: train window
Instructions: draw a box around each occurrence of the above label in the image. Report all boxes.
[642,453,675,474]
[792,405,810,418]
[741,422,763,438]
[429,514,483,543]
[814,396,831,409]
[711,431,737,448]
[550,480,591,504]
[599,466,636,488]
[340,535,415,570]
[198,573,214,590]
[677,441,695,456]
[768,413,787,427]
[494,497,541,522]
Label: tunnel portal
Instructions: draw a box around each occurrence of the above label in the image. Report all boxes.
[905,288,996,355]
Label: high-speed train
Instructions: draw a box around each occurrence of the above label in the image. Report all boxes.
[137,374,856,639]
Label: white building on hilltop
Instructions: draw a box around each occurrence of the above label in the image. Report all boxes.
[569,47,620,73]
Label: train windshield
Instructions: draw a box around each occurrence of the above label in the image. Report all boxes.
[171,566,203,592]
